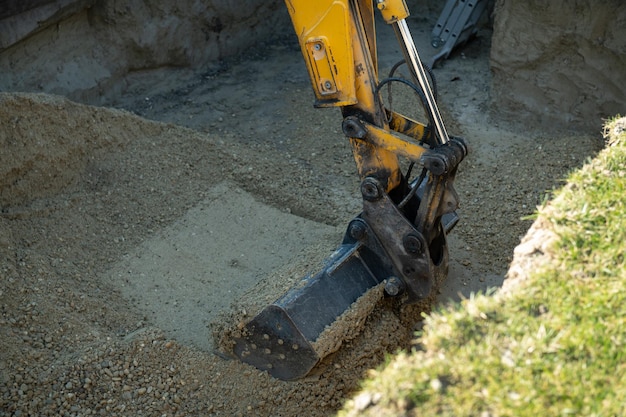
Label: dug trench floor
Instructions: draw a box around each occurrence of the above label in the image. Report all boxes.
[0,13,603,417]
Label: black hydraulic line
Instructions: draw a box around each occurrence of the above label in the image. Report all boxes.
[375,76,434,142]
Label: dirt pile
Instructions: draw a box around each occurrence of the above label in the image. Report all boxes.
[0,93,162,207]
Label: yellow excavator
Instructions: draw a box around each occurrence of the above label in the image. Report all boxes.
[224,0,467,380]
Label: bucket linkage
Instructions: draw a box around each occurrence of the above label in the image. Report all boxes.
[232,137,467,380]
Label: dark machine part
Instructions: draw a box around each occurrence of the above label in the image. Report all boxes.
[233,138,467,380]
[429,0,490,68]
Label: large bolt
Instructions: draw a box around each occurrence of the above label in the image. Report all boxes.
[342,117,367,139]
[421,154,447,176]
[361,178,381,201]
[349,221,367,240]
[403,233,423,254]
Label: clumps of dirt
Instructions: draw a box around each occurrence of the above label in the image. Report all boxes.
[312,283,385,359]
[0,93,162,208]
[312,278,442,364]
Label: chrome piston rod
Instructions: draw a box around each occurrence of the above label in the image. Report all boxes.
[392,19,450,145]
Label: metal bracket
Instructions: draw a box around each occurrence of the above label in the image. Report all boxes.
[360,177,448,303]
[429,0,489,68]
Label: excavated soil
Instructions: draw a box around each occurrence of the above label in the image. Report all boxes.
[0,12,604,417]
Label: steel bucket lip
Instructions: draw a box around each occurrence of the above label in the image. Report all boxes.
[233,236,390,380]
[234,304,321,381]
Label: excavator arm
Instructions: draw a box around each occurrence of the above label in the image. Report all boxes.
[227,0,467,380]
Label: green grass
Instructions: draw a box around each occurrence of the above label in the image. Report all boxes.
[338,117,626,417]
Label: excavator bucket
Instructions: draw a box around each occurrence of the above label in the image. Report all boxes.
[232,224,391,380]
[227,173,461,380]
[233,235,444,379]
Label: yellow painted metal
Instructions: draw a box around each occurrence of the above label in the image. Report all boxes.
[376,0,409,23]
[345,0,381,120]
[343,0,402,192]
[285,0,356,107]
[285,0,429,193]
[362,122,428,161]
[386,110,430,144]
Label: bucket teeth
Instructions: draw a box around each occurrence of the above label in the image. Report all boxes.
[234,305,320,381]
